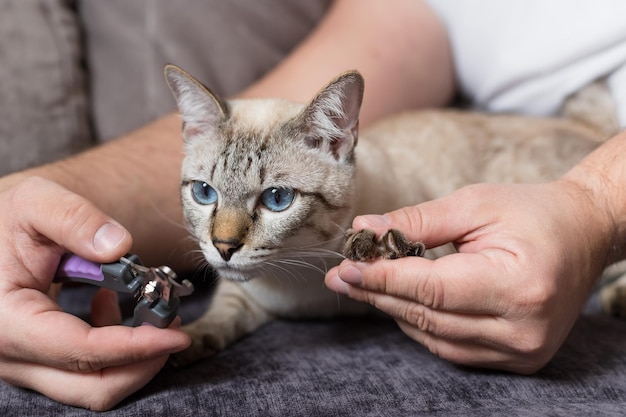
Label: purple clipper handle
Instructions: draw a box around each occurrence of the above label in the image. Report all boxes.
[55,253,144,294]
[54,253,189,328]
[56,254,104,282]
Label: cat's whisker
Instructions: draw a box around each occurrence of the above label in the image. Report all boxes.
[280,247,344,258]
[276,259,327,276]
[328,221,351,235]
[184,246,204,263]
[163,235,201,266]
[261,261,307,283]
[257,263,289,284]
[198,264,219,285]
[287,233,346,251]
[146,198,189,232]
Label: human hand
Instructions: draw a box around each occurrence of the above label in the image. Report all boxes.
[326,180,613,374]
[0,177,191,410]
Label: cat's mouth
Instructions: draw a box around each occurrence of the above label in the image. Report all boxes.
[200,241,272,282]
[212,263,261,282]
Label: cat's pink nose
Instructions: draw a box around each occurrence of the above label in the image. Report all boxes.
[213,239,242,262]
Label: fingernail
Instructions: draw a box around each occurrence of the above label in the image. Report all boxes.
[327,274,350,295]
[339,264,362,285]
[93,222,127,253]
[357,214,390,228]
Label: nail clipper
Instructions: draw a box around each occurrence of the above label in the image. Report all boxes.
[55,253,194,328]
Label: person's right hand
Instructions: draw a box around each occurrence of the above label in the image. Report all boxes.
[326,179,615,374]
[0,177,191,411]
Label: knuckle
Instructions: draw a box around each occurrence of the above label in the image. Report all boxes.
[56,199,97,240]
[506,327,554,373]
[403,303,435,333]
[421,338,467,365]
[381,262,402,294]
[73,353,105,373]
[361,289,380,308]
[392,205,426,243]
[415,271,445,309]
[510,279,557,316]
[7,177,52,208]
[514,332,546,357]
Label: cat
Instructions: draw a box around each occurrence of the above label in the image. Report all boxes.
[164,64,607,367]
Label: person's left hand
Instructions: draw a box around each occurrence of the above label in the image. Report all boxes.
[0,177,191,411]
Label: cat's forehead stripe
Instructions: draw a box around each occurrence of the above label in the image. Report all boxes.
[220,129,267,170]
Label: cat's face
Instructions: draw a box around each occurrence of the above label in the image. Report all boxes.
[165,66,364,281]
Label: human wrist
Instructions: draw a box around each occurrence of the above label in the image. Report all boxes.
[562,133,626,266]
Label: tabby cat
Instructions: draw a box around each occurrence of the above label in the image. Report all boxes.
[164,64,606,366]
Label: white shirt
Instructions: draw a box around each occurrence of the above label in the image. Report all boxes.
[425,0,626,127]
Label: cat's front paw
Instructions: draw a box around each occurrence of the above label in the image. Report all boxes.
[343,228,425,261]
[166,328,224,368]
[600,274,626,318]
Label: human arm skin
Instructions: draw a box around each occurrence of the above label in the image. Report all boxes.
[326,131,626,374]
[240,0,454,126]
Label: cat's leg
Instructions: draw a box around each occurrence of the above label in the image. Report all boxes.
[168,279,273,367]
[600,273,626,317]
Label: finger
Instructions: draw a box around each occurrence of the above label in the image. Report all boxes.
[4,291,189,372]
[91,288,122,327]
[327,253,516,314]
[339,282,505,344]
[10,177,132,264]
[396,321,545,374]
[3,354,169,411]
[352,185,495,248]
[340,282,549,359]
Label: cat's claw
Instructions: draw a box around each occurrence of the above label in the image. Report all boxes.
[343,228,425,261]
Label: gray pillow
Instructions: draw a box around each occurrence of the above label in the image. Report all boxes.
[79,0,331,141]
[0,0,91,176]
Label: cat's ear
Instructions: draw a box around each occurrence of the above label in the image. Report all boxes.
[164,64,229,141]
[301,70,364,161]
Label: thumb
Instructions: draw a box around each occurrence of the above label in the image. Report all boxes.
[352,190,479,248]
[14,177,132,262]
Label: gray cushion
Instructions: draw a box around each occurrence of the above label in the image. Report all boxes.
[0,0,91,175]
[1,284,625,416]
[80,0,332,141]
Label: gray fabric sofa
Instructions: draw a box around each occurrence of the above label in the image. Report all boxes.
[2,1,626,415]
[3,282,626,416]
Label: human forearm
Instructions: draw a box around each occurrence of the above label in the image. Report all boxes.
[1,114,191,269]
[239,0,454,126]
[563,130,626,267]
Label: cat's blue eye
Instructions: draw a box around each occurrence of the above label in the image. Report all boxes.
[191,181,218,205]
[261,187,295,212]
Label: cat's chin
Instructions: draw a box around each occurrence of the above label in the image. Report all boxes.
[214,266,258,282]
